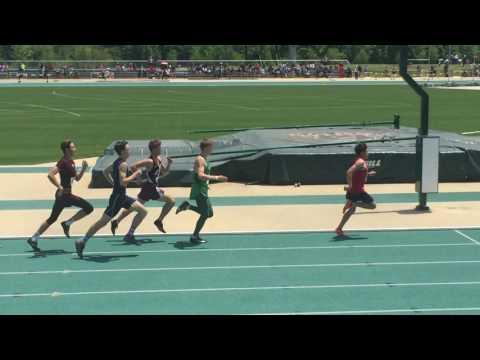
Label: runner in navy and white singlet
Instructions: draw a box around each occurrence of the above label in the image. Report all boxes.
[110,139,175,235]
[75,140,148,258]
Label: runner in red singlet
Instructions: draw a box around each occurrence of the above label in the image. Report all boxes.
[27,140,94,253]
[335,143,377,237]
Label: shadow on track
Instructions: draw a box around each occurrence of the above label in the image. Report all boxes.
[109,238,166,246]
[77,254,139,263]
[355,209,431,215]
[28,249,71,258]
[171,241,206,250]
[331,235,369,242]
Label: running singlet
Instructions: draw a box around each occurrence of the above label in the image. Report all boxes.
[351,157,368,194]
[190,156,210,199]
[144,156,161,186]
[57,158,76,190]
[112,158,127,195]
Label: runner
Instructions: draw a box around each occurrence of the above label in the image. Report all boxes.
[75,140,147,258]
[336,143,377,236]
[175,139,228,244]
[110,139,175,235]
[27,140,93,253]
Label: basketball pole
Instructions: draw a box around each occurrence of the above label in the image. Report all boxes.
[399,45,430,211]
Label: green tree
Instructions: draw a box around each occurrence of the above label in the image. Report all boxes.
[12,45,34,60]
[353,48,369,64]
[325,47,347,60]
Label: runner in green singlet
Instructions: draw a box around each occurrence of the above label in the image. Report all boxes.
[176,139,228,244]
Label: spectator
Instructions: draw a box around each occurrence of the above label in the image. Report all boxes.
[40,63,48,80]
[354,65,359,80]
[18,63,26,83]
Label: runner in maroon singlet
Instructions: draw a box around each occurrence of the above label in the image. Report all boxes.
[110,139,175,236]
[27,140,94,253]
[335,143,377,237]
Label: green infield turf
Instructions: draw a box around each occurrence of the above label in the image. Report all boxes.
[1,84,479,164]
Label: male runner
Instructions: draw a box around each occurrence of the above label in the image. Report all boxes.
[18,63,26,83]
[110,139,175,235]
[27,140,93,253]
[75,140,147,258]
[335,143,377,236]
[176,139,228,244]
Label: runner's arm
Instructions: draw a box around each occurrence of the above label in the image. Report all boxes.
[194,156,227,182]
[130,158,153,172]
[159,156,172,177]
[47,166,62,190]
[75,160,88,182]
[354,159,367,171]
[119,162,142,187]
[346,164,356,190]
[103,163,114,186]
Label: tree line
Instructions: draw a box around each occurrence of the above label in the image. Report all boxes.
[1,45,479,63]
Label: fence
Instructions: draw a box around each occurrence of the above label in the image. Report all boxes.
[0,59,479,80]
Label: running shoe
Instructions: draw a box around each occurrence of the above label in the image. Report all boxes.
[335,228,345,237]
[123,234,137,243]
[27,238,42,253]
[190,236,208,244]
[61,221,71,238]
[154,219,166,233]
[75,240,85,259]
[111,219,118,236]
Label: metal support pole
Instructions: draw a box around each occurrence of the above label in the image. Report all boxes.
[288,45,297,65]
[399,46,430,211]
[393,114,400,129]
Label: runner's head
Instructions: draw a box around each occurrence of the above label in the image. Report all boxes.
[114,140,130,160]
[61,139,76,157]
[148,139,162,156]
[355,143,368,159]
[200,138,214,156]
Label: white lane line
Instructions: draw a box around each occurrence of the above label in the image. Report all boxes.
[0,100,81,117]
[0,242,474,258]
[25,104,81,117]
[131,111,217,115]
[55,93,261,112]
[3,280,480,299]
[51,91,78,99]
[461,131,480,135]
[3,259,480,276]
[455,230,480,245]
[244,307,480,315]
[3,225,480,240]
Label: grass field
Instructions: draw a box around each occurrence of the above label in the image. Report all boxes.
[1,84,479,164]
